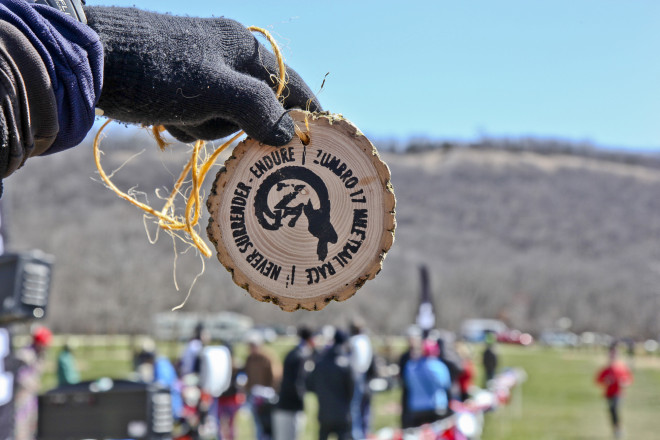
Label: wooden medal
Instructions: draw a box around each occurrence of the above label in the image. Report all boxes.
[206,111,396,311]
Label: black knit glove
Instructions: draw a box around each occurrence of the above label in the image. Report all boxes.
[85,7,321,146]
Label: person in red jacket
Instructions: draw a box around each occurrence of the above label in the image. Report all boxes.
[595,343,633,439]
[456,343,474,402]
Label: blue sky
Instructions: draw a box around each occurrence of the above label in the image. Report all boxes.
[89,0,660,151]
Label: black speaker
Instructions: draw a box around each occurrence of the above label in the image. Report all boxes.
[38,379,173,439]
[0,251,53,324]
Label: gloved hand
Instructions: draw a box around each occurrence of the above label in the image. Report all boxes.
[85,6,321,146]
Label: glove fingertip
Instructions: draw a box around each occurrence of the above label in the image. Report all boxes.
[164,125,197,143]
[260,112,295,147]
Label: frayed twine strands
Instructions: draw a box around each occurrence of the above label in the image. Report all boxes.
[93,27,312,309]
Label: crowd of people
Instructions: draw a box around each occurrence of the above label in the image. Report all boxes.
[129,322,496,440]
[397,327,494,431]
[9,322,502,440]
[10,321,637,440]
[164,322,378,440]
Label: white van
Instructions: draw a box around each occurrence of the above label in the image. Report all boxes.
[460,319,507,342]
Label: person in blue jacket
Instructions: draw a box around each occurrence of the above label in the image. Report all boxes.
[0,0,320,197]
[138,346,184,419]
[403,339,452,428]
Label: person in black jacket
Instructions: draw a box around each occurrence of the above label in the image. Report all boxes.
[273,326,316,440]
[307,329,354,440]
[482,332,498,386]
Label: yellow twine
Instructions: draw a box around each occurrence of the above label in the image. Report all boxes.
[150,125,170,151]
[93,26,311,260]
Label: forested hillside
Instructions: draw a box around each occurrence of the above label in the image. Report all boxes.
[4,128,660,337]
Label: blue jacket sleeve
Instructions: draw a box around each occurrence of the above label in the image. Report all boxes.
[0,0,103,154]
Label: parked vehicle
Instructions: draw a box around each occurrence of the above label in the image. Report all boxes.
[153,312,253,342]
[496,329,534,346]
[460,319,507,342]
[539,330,579,347]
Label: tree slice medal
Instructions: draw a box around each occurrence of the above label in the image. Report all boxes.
[206,111,396,311]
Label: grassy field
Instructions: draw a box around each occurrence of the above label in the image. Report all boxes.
[480,346,660,440]
[34,338,660,439]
